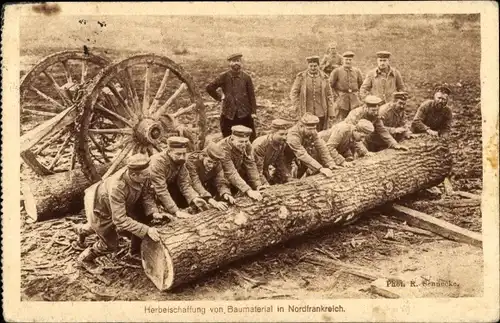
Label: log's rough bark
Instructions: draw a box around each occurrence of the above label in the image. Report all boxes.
[21,164,109,221]
[141,136,452,291]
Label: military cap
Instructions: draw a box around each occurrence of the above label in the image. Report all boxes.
[167,136,190,149]
[300,113,320,126]
[231,125,253,137]
[306,56,320,64]
[364,95,383,106]
[271,118,294,130]
[393,91,409,100]
[127,153,150,171]
[376,51,391,58]
[227,53,243,61]
[435,85,451,95]
[342,51,355,58]
[355,119,375,134]
[205,141,225,161]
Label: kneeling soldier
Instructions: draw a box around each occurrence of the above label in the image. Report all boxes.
[411,86,453,139]
[285,113,339,179]
[320,119,375,167]
[76,154,163,275]
[150,137,208,219]
[219,125,264,201]
[252,118,294,186]
[185,141,234,210]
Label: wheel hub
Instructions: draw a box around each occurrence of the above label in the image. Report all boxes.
[134,118,163,145]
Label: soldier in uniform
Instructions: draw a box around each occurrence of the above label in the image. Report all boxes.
[150,137,209,219]
[411,86,453,139]
[319,119,375,167]
[219,125,264,201]
[360,51,406,103]
[252,118,294,186]
[290,56,335,131]
[75,154,165,275]
[329,51,364,123]
[320,42,343,75]
[285,113,339,179]
[344,95,409,155]
[185,141,234,210]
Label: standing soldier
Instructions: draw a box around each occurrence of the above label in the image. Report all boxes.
[149,137,209,219]
[290,56,334,131]
[206,53,258,142]
[219,125,264,201]
[360,51,406,104]
[319,119,375,167]
[252,118,294,186]
[75,154,164,275]
[285,113,339,179]
[411,86,453,139]
[344,95,409,155]
[329,51,364,123]
[185,141,234,210]
[320,42,343,75]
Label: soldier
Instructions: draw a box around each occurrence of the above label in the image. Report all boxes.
[219,125,264,201]
[411,86,453,139]
[185,141,234,210]
[206,53,258,142]
[285,113,339,179]
[320,42,343,75]
[290,56,335,131]
[319,119,375,167]
[150,137,209,219]
[329,51,364,122]
[344,95,409,155]
[252,118,294,186]
[75,154,165,275]
[365,91,413,151]
[360,51,406,104]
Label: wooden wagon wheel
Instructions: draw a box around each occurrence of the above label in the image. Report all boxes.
[20,50,110,175]
[75,53,206,182]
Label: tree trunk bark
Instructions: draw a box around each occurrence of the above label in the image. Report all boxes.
[21,164,109,222]
[141,136,453,291]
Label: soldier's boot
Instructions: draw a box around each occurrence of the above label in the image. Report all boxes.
[71,223,92,251]
[76,248,104,275]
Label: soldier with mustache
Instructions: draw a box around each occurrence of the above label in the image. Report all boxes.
[411,86,453,139]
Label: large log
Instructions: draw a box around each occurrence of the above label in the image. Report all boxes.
[141,136,452,291]
[21,164,109,222]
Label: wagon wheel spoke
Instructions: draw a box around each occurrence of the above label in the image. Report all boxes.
[88,133,111,163]
[61,60,73,84]
[106,83,135,119]
[22,108,58,117]
[153,83,188,118]
[95,103,134,127]
[149,68,170,113]
[29,85,66,111]
[42,70,71,105]
[48,134,72,170]
[80,59,88,83]
[102,141,135,179]
[33,128,66,155]
[69,142,77,170]
[142,62,153,116]
[88,128,133,135]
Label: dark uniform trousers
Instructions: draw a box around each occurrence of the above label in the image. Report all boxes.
[220,115,257,142]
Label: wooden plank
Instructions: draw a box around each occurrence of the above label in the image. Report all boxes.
[390,204,482,248]
[454,190,481,200]
[430,199,481,208]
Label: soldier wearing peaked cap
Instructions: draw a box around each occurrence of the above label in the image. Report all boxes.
[74,154,165,275]
[360,50,406,104]
[218,125,265,201]
[290,56,335,131]
[185,141,235,211]
[329,50,364,123]
[252,118,294,186]
[411,86,453,138]
[206,53,258,142]
[320,42,343,75]
[149,137,209,220]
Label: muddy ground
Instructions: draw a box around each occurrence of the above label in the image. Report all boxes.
[19,15,483,301]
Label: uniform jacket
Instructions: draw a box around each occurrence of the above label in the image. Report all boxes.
[319,122,365,165]
[365,102,412,148]
[320,53,343,74]
[285,123,336,172]
[252,134,291,185]
[86,168,158,240]
[149,151,199,214]
[411,99,453,138]
[290,70,334,119]
[359,67,406,103]
[329,66,364,112]
[185,151,231,198]
[219,136,262,192]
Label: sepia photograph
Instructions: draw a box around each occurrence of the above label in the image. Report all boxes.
[2,2,499,322]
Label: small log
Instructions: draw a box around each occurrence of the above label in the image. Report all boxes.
[454,190,481,200]
[430,199,481,208]
[376,221,436,237]
[389,204,482,248]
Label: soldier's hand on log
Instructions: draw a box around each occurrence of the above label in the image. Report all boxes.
[246,189,263,201]
[147,227,160,242]
[426,129,439,137]
[319,167,334,178]
[175,210,192,219]
[393,144,409,151]
[222,193,236,205]
[192,197,209,210]
[152,212,169,220]
[208,198,228,211]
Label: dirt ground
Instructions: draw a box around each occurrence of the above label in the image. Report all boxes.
[19,14,483,301]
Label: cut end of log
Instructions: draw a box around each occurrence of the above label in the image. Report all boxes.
[141,238,175,291]
[21,183,38,222]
